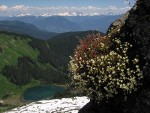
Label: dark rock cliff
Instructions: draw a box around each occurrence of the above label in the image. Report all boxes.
[79,0,150,113]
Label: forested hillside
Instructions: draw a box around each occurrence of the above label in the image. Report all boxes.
[0,31,68,100]
[0,30,102,101]
[0,31,70,85]
[47,30,104,72]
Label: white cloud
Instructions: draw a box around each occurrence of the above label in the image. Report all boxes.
[107,6,118,10]
[2,5,131,16]
[0,5,8,12]
[11,5,28,10]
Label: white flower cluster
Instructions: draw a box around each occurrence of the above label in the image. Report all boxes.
[69,36,143,101]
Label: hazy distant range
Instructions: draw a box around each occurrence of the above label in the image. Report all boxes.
[0,15,121,39]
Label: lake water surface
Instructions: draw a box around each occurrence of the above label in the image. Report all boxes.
[23,85,65,101]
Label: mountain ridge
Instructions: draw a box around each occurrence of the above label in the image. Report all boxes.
[0,20,58,40]
[0,15,121,33]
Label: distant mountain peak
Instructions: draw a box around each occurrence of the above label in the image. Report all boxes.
[17,13,32,17]
[15,12,123,17]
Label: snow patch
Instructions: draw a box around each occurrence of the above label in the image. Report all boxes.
[6,96,89,113]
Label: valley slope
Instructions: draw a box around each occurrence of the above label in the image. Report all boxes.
[0,30,102,112]
[0,31,67,112]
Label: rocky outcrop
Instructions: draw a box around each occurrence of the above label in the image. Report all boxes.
[79,0,150,113]
[6,97,89,113]
[108,0,150,86]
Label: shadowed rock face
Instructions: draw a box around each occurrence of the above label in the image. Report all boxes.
[109,0,150,86]
[79,0,150,113]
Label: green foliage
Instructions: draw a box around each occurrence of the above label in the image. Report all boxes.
[2,56,69,86]
[2,56,35,85]
[0,73,20,98]
[0,30,101,102]
[47,30,102,73]
[0,31,69,98]
[69,34,143,101]
[0,32,39,70]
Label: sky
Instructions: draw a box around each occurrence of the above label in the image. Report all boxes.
[0,0,136,16]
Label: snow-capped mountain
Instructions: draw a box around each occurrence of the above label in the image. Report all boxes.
[5,97,89,113]
[17,13,32,17]
[16,11,122,17]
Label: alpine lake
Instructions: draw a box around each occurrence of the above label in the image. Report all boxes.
[23,85,65,101]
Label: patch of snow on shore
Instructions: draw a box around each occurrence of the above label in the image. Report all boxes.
[6,96,89,113]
